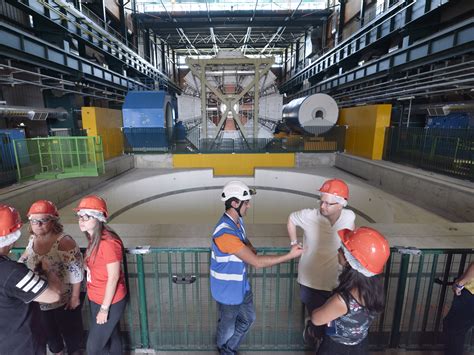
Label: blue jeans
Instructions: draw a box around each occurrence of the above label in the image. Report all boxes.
[216,290,256,354]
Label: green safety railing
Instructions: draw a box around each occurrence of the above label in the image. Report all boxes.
[384,127,474,181]
[0,133,17,187]
[12,136,105,181]
[10,247,474,352]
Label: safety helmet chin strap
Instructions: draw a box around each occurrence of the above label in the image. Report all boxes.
[233,200,246,217]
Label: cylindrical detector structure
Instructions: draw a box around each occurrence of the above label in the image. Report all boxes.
[282,94,338,134]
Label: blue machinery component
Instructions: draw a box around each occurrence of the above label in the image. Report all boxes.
[0,129,26,187]
[426,113,474,129]
[122,91,177,150]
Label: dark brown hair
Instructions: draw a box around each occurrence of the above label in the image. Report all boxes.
[333,264,385,313]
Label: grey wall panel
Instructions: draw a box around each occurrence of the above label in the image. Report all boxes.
[1,29,21,49]
[48,49,64,64]
[431,35,454,53]
[409,44,429,61]
[25,40,44,57]
[67,57,79,70]
[458,27,474,45]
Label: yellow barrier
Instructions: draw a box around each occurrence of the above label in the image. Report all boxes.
[81,107,124,160]
[338,104,391,160]
[173,153,295,176]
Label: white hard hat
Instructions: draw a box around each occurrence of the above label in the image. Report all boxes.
[221,181,256,201]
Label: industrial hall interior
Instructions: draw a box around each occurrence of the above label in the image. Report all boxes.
[0,0,473,354]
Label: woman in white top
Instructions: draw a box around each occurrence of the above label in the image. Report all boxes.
[19,200,84,355]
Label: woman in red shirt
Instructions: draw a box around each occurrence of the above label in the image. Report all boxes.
[75,195,127,355]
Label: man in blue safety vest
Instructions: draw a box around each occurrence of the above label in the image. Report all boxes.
[210,180,303,355]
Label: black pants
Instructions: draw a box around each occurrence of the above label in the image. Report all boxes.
[317,335,369,355]
[443,289,474,355]
[300,285,332,339]
[87,297,127,355]
[41,304,84,353]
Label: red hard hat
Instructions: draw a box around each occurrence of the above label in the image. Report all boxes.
[319,179,349,199]
[27,200,59,217]
[0,204,23,236]
[74,195,108,217]
[338,227,390,275]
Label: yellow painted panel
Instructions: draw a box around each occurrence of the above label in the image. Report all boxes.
[81,107,124,160]
[173,153,295,176]
[338,104,391,160]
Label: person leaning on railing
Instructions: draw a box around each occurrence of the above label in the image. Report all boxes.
[443,262,474,355]
[75,195,127,355]
[210,181,304,355]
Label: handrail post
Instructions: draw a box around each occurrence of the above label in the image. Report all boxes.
[136,253,150,349]
[389,247,421,348]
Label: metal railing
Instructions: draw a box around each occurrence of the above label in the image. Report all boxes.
[123,126,346,154]
[384,127,474,181]
[0,133,17,187]
[12,136,105,181]
[79,5,138,54]
[10,247,473,351]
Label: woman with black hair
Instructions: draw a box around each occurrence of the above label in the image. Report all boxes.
[310,227,390,355]
[75,195,127,355]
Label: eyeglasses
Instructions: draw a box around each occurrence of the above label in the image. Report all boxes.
[320,200,339,207]
[77,214,94,221]
[29,218,53,225]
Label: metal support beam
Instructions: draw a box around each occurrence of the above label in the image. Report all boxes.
[253,64,260,138]
[337,0,346,46]
[161,42,166,73]
[359,0,366,27]
[144,28,151,62]
[118,0,127,41]
[200,64,207,138]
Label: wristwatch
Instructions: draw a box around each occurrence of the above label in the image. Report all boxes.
[290,240,299,246]
[99,305,110,313]
[455,283,465,290]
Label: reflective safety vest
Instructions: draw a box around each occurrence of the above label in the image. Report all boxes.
[210,213,250,305]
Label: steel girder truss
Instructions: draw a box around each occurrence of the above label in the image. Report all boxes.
[173,32,296,53]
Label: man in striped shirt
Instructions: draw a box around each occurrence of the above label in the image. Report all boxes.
[210,181,303,355]
[0,205,61,354]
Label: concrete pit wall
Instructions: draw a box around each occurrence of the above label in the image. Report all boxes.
[335,153,474,222]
